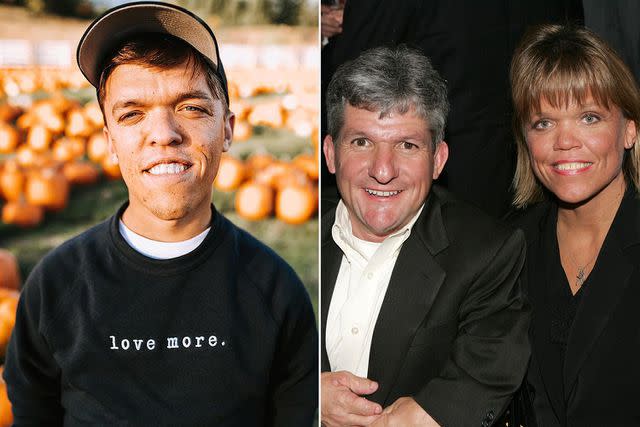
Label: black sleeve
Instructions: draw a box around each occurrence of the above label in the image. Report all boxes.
[3,263,64,425]
[267,271,319,427]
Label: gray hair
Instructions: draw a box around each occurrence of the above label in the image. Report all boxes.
[326,45,449,147]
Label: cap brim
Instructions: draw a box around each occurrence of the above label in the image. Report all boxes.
[77,1,224,93]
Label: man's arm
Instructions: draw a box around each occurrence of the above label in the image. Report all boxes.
[409,229,530,427]
[3,265,64,425]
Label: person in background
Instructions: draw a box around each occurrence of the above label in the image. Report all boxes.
[321,45,530,427]
[509,24,640,426]
[3,2,317,425]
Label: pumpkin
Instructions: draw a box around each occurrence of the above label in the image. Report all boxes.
[275,184,317,224]
[32,101,64,133]
[0,104,22,123]
[235,181,274,221]
[0,124,19,154]
[27,124,53,152]
[51,138,78,163]
[232,121,252,142]
[214,156,246,192]
[245,153,274,178]
[0,366,13,427]
[311,126,319,156]
[255,162,309,191]
[292,153,319,180]
[0,289,19,359]
[87,132,108,163]
[83,101,104,128]
[25,168,69,211]
[247,103,284,128]
[1,199,44,228]
[0,250,20,290]
[15,145,47,169]
[65,108,92,138]
[62,161,100,185]
[231,100,253,121]
[15,111,35,130]
[0,160,24,202]
[101,155,121,180]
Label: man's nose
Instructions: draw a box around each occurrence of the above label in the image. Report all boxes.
[146,109,183,146]
[368,145,398,184]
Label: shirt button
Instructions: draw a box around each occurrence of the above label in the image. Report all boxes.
[366,272,373,280]
[351,326,359,335]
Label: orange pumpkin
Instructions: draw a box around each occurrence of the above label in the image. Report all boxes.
[0,289,19,359]
[235,181,274,221]
[51,138,78,163]
[0,104,22,123]
[83,100,104,128]
[0,161,24,202]
[87,132,108,163]
[0,124,19,154]
[25,168,69,211]
[247,103,284,128]
[0,365,13,427]
[0,250,20,290]
[15,111,35,130]
[65,108,92,138]
[1,199,44,228]
[62,161,100,185]
[232,121,252,142]
[275,184,317,224]
[292,153,319,181]
[101,155,122,180]
[255,162,309,191]
[27,125,53,152]
[214,156,246,192]
[245,153,274,178]
[15,145,51,169]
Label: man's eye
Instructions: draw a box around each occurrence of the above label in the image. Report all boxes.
[119,111,140,122]
[184,105,206,113]
[399,141,418,150]
[351,138,369,147]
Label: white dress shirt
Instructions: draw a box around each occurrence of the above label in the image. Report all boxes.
[326,200,424,377]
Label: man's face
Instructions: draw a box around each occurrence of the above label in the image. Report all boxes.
[324,104,448,242]
[102,62,233,234]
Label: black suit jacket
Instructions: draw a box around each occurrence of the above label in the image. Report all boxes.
[512,189,640,426]
[321,186,531,427]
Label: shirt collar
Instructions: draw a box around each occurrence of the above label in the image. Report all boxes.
[332,199,425,265]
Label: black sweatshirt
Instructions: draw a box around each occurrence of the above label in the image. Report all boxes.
[4,204,318,426]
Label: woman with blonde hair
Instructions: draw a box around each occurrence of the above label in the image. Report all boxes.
[509,24,640,426]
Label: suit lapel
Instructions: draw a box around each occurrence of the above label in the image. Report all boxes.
[367,192,449,405]
[563,190,640,397]
[321,209,342,372]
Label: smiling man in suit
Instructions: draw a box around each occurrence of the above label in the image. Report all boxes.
[320,46,530,427]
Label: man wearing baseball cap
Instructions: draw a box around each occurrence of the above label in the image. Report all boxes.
[3,2,318,425]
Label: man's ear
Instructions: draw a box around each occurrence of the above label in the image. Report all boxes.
[432,141,448,179]
[222,112,235,152]
[323,134,337,174]
[103,126,118,164]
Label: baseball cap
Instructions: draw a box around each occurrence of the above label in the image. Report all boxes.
[76,1,229,103]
